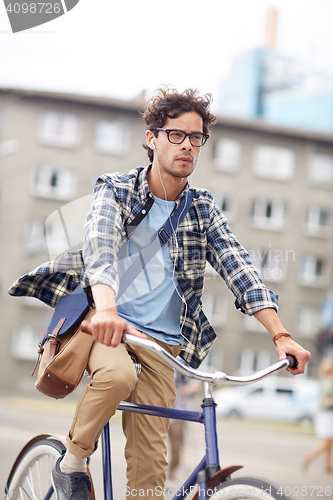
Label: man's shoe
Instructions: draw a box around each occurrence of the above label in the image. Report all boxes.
[51,455,91,500]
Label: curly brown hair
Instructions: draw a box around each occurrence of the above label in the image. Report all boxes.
[141,86,216,162]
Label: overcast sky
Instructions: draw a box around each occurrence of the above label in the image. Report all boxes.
[1,0,333,104]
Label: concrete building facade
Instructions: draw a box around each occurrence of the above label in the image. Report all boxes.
[0,88,332,393]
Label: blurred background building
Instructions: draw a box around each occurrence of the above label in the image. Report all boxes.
[0,85,332,393]
[217,8,333,133]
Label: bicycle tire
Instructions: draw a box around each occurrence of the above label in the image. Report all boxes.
[5,437,65,500]
[207,476,291,500]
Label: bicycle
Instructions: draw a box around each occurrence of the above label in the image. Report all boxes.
[5,332,296,500]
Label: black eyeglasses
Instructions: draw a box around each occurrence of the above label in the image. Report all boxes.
[154,128,209,147]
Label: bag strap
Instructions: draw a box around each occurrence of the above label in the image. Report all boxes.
[121,195,154,244]
[31,318,66,376]
[117,191,193,300]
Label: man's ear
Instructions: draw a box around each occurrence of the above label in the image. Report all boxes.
[146,130,155,150]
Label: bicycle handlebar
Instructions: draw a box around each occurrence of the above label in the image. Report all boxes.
[80,322,297,388]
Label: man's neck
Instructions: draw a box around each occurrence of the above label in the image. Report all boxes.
[147,165,187,201]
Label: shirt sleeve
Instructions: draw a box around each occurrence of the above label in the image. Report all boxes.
[207,203,278,315]
[81,179,123,295]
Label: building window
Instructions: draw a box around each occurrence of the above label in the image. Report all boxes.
[212,192,237,223]
[202,293,228,326]
[205,262,219,278]
[249,247,285,282]
[89,172,105,192]
[0,139,19,156]
[20,297,51,309]
[239,349,271,375]
[243,315,266,332]
[252,198,287,230]
[45,194,93,260]
[39,111,81,148]
[95,120,131,155]
[304,205,330,236]
[44,213,69,260]
[32,165,77,200]
[213,138,241,172]
[11,325,42,361]
[298,306,321,339]
[299,255,326,286]
[308,153,333,186]
[252,144,295,181]
[23,218,47,256]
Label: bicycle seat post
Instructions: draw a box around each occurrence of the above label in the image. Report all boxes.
[202,382,220,480]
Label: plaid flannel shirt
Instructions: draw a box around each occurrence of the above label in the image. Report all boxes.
[9,165,278,368]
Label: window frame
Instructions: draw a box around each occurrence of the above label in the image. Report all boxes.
[213,137,242,173]
[308,153,333,187]
[95,119,132,156]
[304,205,331,237]
[299,254,327,287]
[252,197,287,231]
[38,110,81,148]
[252,144,295,181]
[32,164,77,201]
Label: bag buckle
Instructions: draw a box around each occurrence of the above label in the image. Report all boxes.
[159,228,170,243]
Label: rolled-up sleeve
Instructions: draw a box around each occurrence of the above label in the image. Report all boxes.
[207,205,278,315]
[81,179,123,295]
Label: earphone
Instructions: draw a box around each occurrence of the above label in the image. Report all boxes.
[151,135,201,340]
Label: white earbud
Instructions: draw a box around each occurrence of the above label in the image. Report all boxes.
[151,139,155,149]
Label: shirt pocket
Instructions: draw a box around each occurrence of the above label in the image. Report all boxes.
[182,230,207,273]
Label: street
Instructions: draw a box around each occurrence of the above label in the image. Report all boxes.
[1,392,332,500]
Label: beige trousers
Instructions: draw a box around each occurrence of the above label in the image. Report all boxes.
[66,325,181,499]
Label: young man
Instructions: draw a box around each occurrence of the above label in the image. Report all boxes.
[9,88,310,499]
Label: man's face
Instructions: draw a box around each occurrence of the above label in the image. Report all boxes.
[149,111,204,179]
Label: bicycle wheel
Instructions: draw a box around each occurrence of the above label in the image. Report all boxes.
[5,437,65,500]
[207,476,290,500]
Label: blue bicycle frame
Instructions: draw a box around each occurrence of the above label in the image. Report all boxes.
[38,335,293,500]
[89,334,294,500]
[101,385,221,500]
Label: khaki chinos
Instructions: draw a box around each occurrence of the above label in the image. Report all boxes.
[66,313,182,499]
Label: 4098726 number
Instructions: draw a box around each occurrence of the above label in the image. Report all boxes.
[5,3,61,14]
[277,486,331,497]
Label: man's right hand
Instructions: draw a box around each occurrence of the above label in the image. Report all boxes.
[85,283,147,347]
[89,307,147,347]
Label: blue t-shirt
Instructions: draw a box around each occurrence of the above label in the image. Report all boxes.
[117,195,183,345]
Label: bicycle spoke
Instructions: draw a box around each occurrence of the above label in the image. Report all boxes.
[7,440,64,500]
[36,457,43,500]
[26,467,38,500]
[18,486,32,500]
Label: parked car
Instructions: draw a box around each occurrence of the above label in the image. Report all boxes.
[213,376,320,423]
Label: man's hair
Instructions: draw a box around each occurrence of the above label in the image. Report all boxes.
[141,86,217,162]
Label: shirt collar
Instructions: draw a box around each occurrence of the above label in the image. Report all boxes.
[140,164,190,207]
[137,165,153,201]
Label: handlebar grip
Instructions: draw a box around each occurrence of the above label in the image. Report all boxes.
[81,320,92,335]
[286,355,298,368]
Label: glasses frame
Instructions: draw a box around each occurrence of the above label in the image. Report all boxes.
[154,128,209,147]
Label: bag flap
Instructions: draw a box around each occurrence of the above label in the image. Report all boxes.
[42,292,90,344]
